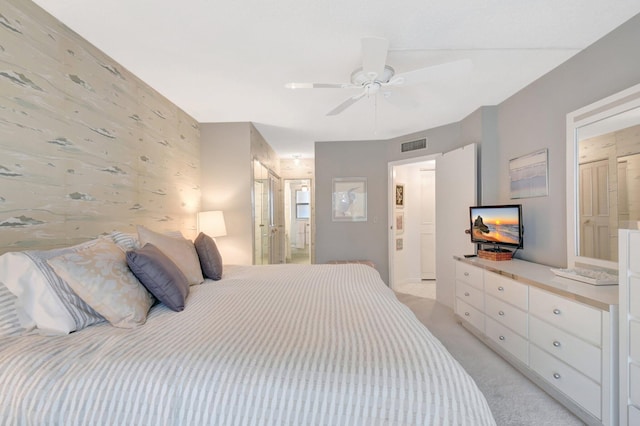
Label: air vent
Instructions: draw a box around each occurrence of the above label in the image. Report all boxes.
[401,138,427,152]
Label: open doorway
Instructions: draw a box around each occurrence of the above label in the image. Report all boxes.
[389,145,477,308]
[389,158,437,299]
[284,179,311,264]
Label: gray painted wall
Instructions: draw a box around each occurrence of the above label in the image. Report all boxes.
[0,0,201,253]
[496,12,640,267]
[200,122,281,265]
[315,13,640,283]
[200,123,253,265]
[315,140,390,280]
[316,121,478,284]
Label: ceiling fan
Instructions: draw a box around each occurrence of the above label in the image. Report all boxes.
[285,37,473,116]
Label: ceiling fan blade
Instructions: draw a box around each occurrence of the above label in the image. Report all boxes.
[390,58,473,86]
[285,82,354,89]
[382,91,420,109]
[361,37,389,81]
[327,91,367,116]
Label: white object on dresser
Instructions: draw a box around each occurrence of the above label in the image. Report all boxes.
[550,267,618,286]
[619,229,640,426]
[454,256,619,426]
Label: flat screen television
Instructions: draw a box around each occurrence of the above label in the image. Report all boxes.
[469,204,523,250]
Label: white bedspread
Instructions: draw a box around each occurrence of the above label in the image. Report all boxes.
[0,264,495,425]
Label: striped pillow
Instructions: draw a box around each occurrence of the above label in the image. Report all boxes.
[0,281,23,337]
[0,240,105,334]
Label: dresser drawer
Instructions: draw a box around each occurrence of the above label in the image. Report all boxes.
[485,317,528,364]
[456,281,484,311]
[529,316,601,383]
[631,363,640,407]
[485,294,527,337]
[455,262,483,289]
[456,298,484,332]
[530,345,601,418]
[529,286,601,346]
[484,271,528,310]
[630,275,640,318]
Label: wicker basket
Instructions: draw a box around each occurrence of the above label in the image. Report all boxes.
[478,249,513,261]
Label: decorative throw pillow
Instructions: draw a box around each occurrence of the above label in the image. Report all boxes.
[47,238,154,329]
[194,232,223,280]
[127,244,189,312]
[0,240,105,334]
[137,225,204,286]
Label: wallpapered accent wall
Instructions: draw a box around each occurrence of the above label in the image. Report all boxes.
[0,0,201,253]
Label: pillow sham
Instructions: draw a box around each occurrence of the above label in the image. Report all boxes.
[194,232,223,280]
[137,225,204,286]
[48,238,154,329]
[107,231,140,251]
[127,244,189,312]
[0,240,105,334]
[0,280,24,337]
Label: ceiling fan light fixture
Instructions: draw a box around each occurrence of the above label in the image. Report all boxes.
[350,65,395,86]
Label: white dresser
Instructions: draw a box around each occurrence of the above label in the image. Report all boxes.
[454,256,618,426]
[619,229,640,425]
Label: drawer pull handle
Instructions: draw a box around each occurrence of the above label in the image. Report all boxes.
[464,292,470,297]
[464,272,469,277]
[499,335,505,341]
[553,373,561,380]
[498,286,504,292]
[464,312,470,317]
[498,311,505,316]
[553,341,561,347]
[553,309,561,315]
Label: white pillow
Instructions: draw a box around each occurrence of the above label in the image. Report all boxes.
[137,225,204,285]
[0,240,105,335]
[47,238,154,329]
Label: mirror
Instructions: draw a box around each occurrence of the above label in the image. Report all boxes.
[567,83,640,270]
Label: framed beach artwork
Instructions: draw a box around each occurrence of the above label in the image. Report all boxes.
[509,148,549,199]
[332,177,367,221]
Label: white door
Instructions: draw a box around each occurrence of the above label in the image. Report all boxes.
[435,144,477,308]
[579,160,610,260]
[420,170,436,279]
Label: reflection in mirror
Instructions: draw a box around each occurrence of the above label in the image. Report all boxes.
[577,116,640,261]
[567,83,640,271]
[575,107,640,263]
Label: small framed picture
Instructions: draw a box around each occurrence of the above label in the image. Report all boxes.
[395,184,404,208]
[396,238,403,251]
[395,211,404,234]
[332,177,367,222]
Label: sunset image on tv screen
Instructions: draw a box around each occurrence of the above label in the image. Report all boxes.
[471,207,520,245]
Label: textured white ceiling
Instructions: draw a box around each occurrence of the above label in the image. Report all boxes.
[32,0,640,158]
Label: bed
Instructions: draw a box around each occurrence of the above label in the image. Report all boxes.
[0,231,495,425]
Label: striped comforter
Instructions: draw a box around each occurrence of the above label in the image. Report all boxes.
[0,264,495,425]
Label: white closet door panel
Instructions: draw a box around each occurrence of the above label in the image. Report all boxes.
[435,143,477,308]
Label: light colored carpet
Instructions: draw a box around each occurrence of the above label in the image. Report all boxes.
[395,292,585,426]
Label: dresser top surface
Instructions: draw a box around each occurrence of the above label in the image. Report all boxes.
[454,256,619,311]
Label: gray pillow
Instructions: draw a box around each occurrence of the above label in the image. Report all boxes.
[127,244,189,312]
[194,232,223,280]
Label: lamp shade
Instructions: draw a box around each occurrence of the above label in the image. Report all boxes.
[197,211,227,237]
